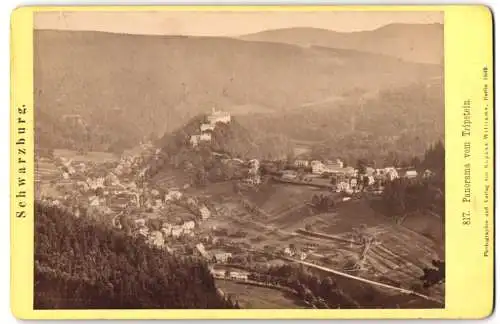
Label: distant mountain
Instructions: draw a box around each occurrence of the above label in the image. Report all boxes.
[240,24,444,64]
[34,29,442,151]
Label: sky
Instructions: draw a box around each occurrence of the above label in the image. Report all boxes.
[34,10,443,36]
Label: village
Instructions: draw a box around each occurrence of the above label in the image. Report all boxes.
[35,108,443,306]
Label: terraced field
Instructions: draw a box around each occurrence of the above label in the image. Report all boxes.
[35,160,60,181]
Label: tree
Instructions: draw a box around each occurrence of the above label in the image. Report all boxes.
[410,156,421,169]
[194,168,208,187]
[356,158,369,174]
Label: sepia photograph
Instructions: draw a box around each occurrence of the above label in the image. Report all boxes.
[33,10,445,310]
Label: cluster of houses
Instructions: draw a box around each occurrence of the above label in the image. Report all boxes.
[37,140,220,253]
[190,108,231,147]
[284,158,431,195]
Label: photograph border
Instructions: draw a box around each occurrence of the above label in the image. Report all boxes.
[11,4,494,320]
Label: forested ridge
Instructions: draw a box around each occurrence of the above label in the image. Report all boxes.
[34,202,238,309]
[380,141,445,221]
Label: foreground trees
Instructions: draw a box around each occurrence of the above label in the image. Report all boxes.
[34,202,238,309]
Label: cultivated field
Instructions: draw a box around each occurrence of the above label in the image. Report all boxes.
[194,181,444,306]
[215,280,306,309]
[53,149,119,163]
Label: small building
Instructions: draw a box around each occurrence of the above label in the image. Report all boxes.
[294,160,309,168]
[336,181,350,193]
[183,221,196,231]
[186,197,197,207]
[385,167,399,181]
[137,226,149,237]
[135,218,146,227]
[244,175,261,185]
[283,247,295,257]
[171,226,183,238]
[405,170,418,179]
[229,271,248,281]
[190,135,201,147]
[199,205,211,220]
[207,108,231,124]
[311,161,325,174]
[214,252,232,263]
[200,133,212,141]
[148,230,165,248]
[165,190,183,202]
[423,169,434,178]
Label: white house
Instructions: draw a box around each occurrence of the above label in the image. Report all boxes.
[405,170,418,179]
[165,190,183,202]
[199,205,211,220]
[190,135,201,147]
[423,169,434,178]
[135,218,146,227]
[350,178,358,189]
[214,252,232,263]
[148,230,165,248]
[294,160,309,168]
[385,167,399,181]
[229,271,248,281]
[200,133,212,141]
[138,226,149,237]
[171,226,183,238]
[337,181,350,193]
[298,252,308,261]
[183,221,196,231]
[207,108,231,124]
[311,161,325,174]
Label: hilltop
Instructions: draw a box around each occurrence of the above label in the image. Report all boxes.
[147,112,293,183]
[240,23,444,64]
[35,29,442,152]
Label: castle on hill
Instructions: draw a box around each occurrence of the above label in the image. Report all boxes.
[190,107,231,147]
